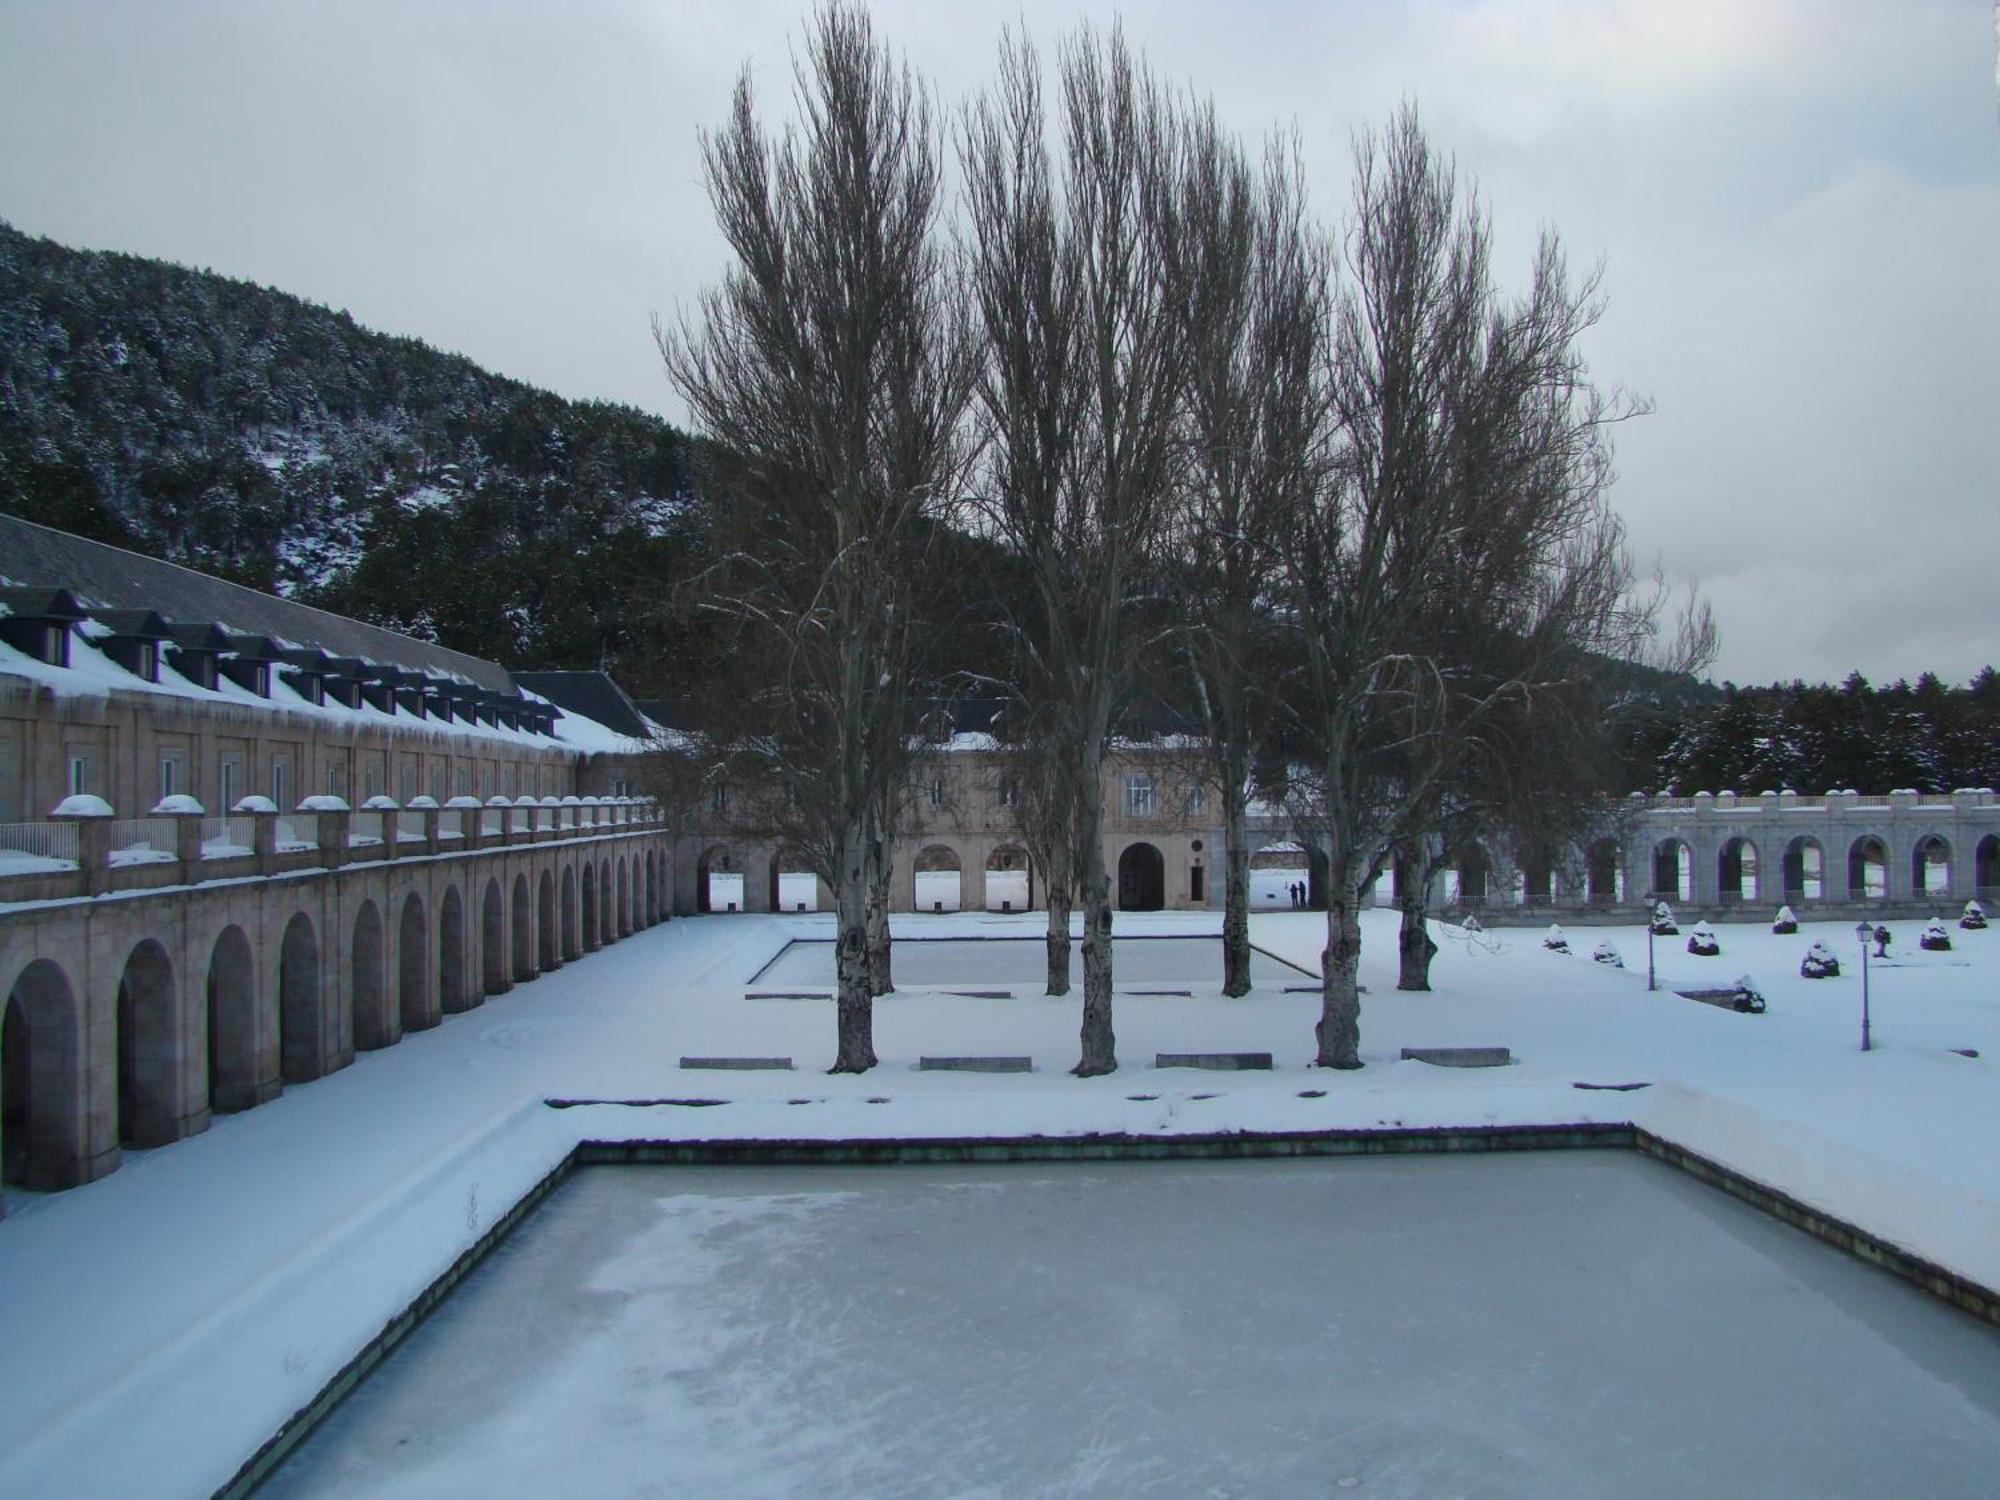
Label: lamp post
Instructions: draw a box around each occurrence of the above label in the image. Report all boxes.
[1854,919,1873,1052]
[1646,912,1656,993]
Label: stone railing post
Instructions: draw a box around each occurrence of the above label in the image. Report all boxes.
[52,796,115,897]
[158,799,207,885]
[315,811,351,870]
[242,802,281,876]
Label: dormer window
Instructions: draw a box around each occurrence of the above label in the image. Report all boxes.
[0,588,86,665]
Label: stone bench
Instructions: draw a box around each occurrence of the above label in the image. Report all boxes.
[678,1056,795,1070]
[1155,1052,1273,1071]
[918,1056,1034,1073]
[1399,1046,1511,1068]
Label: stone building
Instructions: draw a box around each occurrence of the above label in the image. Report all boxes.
[1,516,671,1206]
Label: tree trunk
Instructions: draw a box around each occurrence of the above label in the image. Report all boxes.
[1043,841,1072,997]
[831,824,877,1073]
[866,834,893,996]
[1315,873,1363,1069]
[1074,792,1116,1075]
[1221,788,1252,997]
[1396,843,1439,992]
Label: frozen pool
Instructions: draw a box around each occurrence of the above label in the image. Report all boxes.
[752,934,1317,989]
[265,1154,2000,1499]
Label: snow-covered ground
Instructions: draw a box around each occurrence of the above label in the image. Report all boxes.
[0,907,1996,1497]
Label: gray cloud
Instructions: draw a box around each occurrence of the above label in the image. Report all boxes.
[1,0,1992,685]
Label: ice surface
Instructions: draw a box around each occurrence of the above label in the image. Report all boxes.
[263,1156,2000,1500]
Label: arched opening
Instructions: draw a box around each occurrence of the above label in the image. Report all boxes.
[1848,836,1888,901]
[1912,836,1951,900]
[1250,843,1309,908]
[1585,839,1621,903]
[581,865,599,951]
[696,845,741,914]
[769,851,821,913]
[351,900,391,1049]
[561,866,579,959]
[1519,847,1556,906]
[1449,843,1490,909]
[538,870,558,970]
[616,860,631,936]
[482,878,507,996]
[440,885,470,1011]
[278,912,322,1084]
[1783,836,1824,902]
[511,874,533,981]
[645,852,659,924]
[601,860,616,944]
[1117,842,1166,912]
[914,845,964,912]
[4,960,85,1190]
[206,925,260,1112]
[399,892,434,1031]
[1651,840,1692,903]
[1718,837,1759,904]
[116,939,179,1147]
[1978,835,2000,899]
[984,845,1033,912]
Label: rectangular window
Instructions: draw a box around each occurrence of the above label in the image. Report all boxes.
[398,761,416,805]
[0,738,16,822]
[430,767,445,803]
[219,753,244,811]
[710,780,728,813]
[1191,864,1205,903]
[1124,775,1156,818]
[159,750,187,801]
[271,756,290,814]
[67,754,93,798]
[997,777,1017,808]
[930,778,946,808]
[1188,784,1205,816]
[327,759,347,799]
[457,765,472,798]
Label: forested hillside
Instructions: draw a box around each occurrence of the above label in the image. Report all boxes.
[0,220,714,696]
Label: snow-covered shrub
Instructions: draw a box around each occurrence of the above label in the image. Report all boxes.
[1771,904,1798,935]
[1591,939,1623,968]
[1920,919,1952,953]
[1543,923,1570,954]
[1650,901,1679,937]
[1799,941,1841,980]
[1962,900,1988,931]
[1461,914,1483,934]
[1686,920,1720,957]
[1729,975,1766,1014]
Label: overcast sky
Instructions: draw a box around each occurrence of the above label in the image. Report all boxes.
[1,1,1994,687]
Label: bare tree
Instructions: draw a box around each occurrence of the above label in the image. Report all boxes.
[1173,117,1332,997]
[661,3,972,1072]
[960,26,1191,1073]
[1281,105,1657,1069]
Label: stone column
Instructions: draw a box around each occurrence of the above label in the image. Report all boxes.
[167,805,205,886]
[54,803,114,896]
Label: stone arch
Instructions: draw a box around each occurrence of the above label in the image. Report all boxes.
[440,884,470,1011]
[278,912,323,1084]
[581,864,600,951]
[1783,836,1825,902]
[538,869,558,970]
[116,938,179,1147]
[984,844,1034,912]
[645,851,659,923]
[1651,839,1692,903]
[1451,843,1490,908]
[769,850,820,913]
[617,858,631,937]
[561,865,579,959]
[1117,842,1166,912]
[1718,837,1759,904]
[600,859,616,945]
[1518,846,1556,905]
[351,900,391,1050]
[399,891,434,1031]
[1848,835,1888,901]
[207,924,260,1113]
[695,844,740,914]
[1250,843,1310,908]
[3,959,86,1190]
[1978,834,1999,898]
[914,844,964,912]
[1584,838,1621,903]
[1911,835,1951,900]
[512,873,533,982]
[482,877,507,996]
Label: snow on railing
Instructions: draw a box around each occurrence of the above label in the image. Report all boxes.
[108,817,177,864]
[0,819,81,868]
[348,811,385,847]
[274,816,313,852]
[201,816,255,858]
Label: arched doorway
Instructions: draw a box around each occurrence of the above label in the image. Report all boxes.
[984,845,1033,912]
[1912,836,1950,900]
[351,901,390,1049]
[207,925,260,1113]
[1117,842,1165,911]
[4,960,84,1190]
[561,866,579,959]
[1451,843,1490,909]
[914,845,964,912]
[1250,843,1309,908]
[538,870,558,970]
[1518,848,1556,906]
[1783,836,1824,902]
[1978,835,2000,898]
[696,845,741,914]
[600,861,616,945]
[581,865,599,951]
[1848,836,1887,901]
[117,939,178,1147]
[512,874,533,982]
[1718,837,1759,904]
[399,892,434,1031]
[278,912,322,1083]
[1585,839,1621,903]
[1652,840,1691,903]
[644,852,658,924]
[770,851,821,913]
[440,885,470,1011]
[616,860,631,937]
[482,878,507,996]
